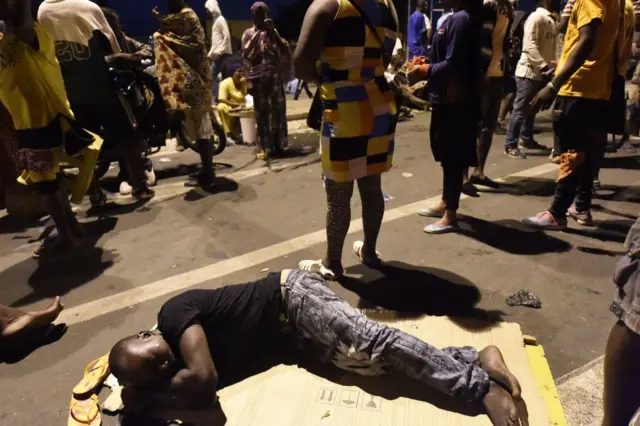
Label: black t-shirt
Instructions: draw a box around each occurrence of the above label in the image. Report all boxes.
[157,273,283,374]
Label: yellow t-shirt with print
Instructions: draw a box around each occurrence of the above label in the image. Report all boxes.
[557,0,619,100]
[618,0,636,76]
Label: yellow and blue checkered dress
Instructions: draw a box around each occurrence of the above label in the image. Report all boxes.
[319,0,399,183]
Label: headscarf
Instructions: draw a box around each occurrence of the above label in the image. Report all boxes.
[250,2,269,20]
[242,2,286,81]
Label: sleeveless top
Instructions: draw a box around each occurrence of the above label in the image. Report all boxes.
[318,0,398,183]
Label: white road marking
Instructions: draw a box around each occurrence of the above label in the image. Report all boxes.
[56,162,559,326]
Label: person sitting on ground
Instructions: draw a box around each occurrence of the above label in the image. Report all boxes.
[109,269,521,425]
[0,297,64,345]
[216,65,247,145]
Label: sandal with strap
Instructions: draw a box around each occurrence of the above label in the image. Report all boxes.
[72,353,111,399]
[353,241,382,267]
[68,395,101,426]
[298,259,343,280]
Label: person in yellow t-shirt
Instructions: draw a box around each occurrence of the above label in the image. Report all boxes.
[0,0,97,258]
[524,0,633,230]
[216,66,248,144]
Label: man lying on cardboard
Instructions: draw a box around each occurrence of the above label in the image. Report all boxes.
[110,269,522,426]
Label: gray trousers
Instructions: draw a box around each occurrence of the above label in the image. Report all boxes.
[282,270,490,403]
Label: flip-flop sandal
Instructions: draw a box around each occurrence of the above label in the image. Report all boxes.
[424,223,457,234]
[298,259,342,280]
[73,353,111,399]
[69,395,101,426]
[418,208,444,218]
[353,241,382,267]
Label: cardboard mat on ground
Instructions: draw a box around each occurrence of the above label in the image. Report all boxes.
[217,314,552,426]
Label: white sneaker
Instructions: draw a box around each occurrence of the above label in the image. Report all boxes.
[145,167,157,187]
[119,181,133,195]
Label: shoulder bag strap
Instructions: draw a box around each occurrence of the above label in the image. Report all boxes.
[346,0,391,65]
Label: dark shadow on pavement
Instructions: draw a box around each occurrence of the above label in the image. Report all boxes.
[0,323,67,364]
[591,204,638,220]
[339,262,504,327]
[475,177,557,197]
[86,198,155,218]
[1,246,117,308]
[593,183,640,204]
[458,217,572,255]
[0,214,47,235]
[576,246,627,257]
[600,154,640,170]
[564,218,633,244]
[184,177,240,202]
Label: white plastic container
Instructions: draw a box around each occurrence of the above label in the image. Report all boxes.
[240,116,257,144]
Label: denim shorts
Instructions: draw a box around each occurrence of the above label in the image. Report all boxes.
[610,216,640,334]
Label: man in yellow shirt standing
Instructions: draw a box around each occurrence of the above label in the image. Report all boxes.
[523,0,634,229]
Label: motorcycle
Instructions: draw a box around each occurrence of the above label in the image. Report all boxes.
[93,58,227,181]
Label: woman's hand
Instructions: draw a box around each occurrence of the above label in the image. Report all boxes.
[152,6,163,22]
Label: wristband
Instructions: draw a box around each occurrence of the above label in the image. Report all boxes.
[546,81,558,93]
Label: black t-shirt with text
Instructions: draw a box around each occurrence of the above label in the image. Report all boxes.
[157,273,283,376]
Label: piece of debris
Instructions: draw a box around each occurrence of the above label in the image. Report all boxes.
[402,172,413,178]
[159,158,171,163]
[261,268,270,272]
[321,410,331,419]
[506,289,542,309]
[383,193,394,202]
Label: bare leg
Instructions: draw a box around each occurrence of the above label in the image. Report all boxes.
[57,186,83,238]
[35,186,80,257]
[603,320,640,426]
[357,175,384,263]
[0,297,64,339]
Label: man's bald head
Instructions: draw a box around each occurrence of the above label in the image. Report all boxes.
[109,331,176,387]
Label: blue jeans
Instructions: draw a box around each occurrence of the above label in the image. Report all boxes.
[505,77,543,148]
[283,270,491,402]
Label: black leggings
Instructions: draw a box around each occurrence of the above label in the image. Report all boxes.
[442,163,464,211]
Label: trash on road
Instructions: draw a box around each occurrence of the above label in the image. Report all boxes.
[261,268,270,272]
[506,289,542,309]
[159,158,171,163]
[402,172,413,178]
[383,193,394,202]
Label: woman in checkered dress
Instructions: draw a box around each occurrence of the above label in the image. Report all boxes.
[294,0,399,278]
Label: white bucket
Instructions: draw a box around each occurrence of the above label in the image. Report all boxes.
[240,116,257,145]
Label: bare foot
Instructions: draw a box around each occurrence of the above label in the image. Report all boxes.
[27,296,64,326]
[43,296,64,321]
[480,345,522,399]
[483,381,519,426]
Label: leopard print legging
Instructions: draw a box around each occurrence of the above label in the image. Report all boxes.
[324,175,385,271]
